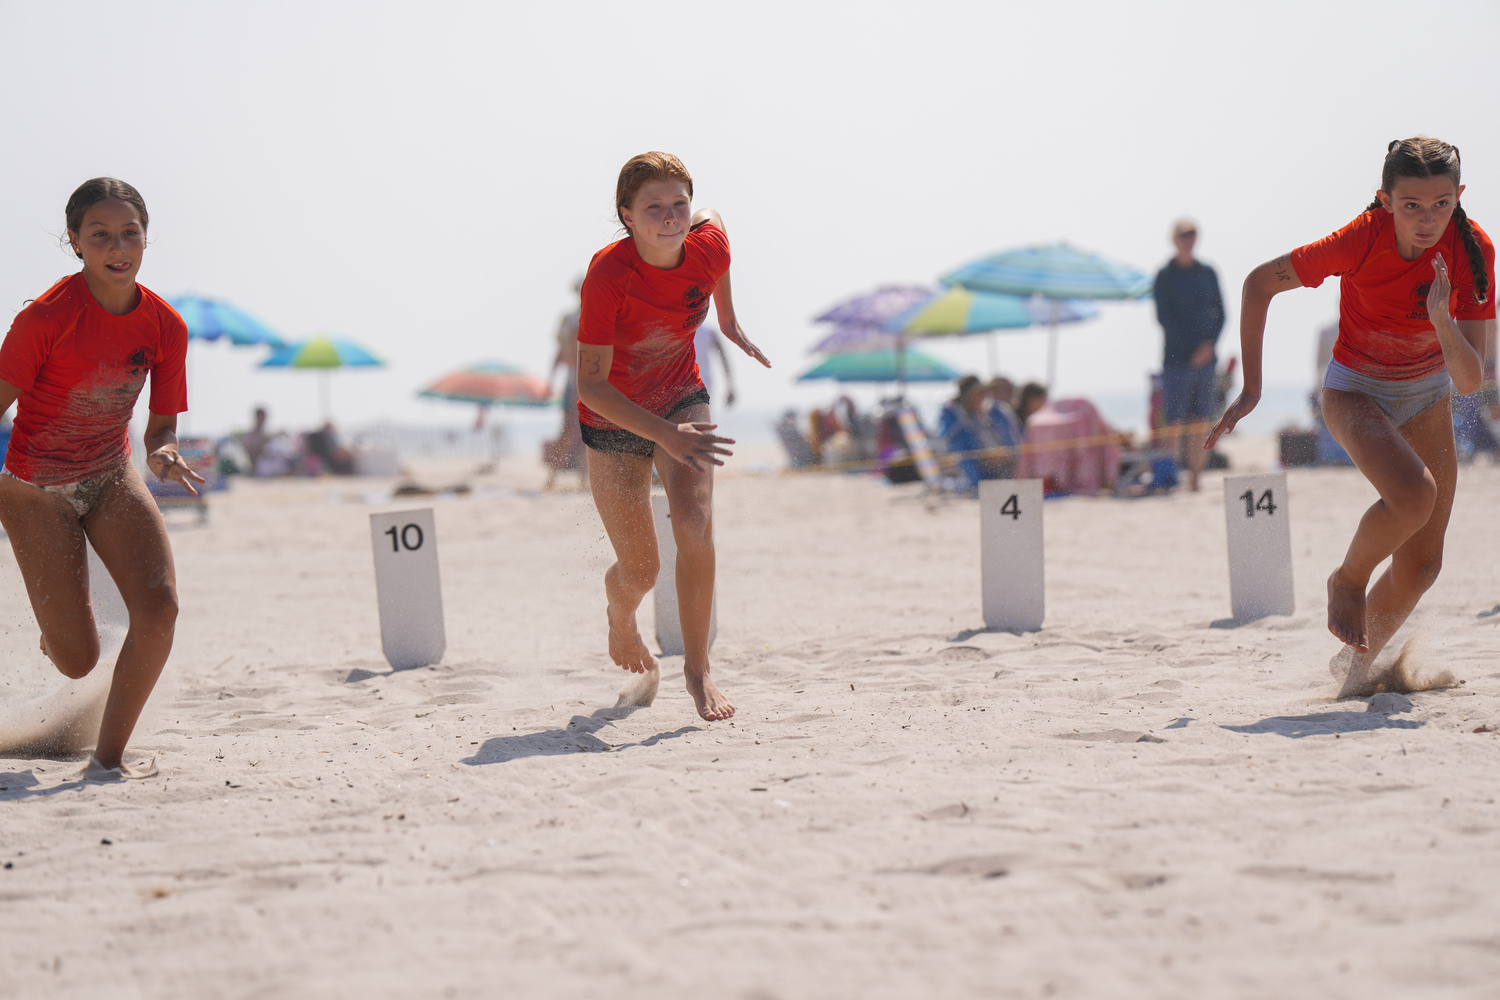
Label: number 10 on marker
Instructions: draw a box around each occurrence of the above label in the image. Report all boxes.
[369,508,446,670]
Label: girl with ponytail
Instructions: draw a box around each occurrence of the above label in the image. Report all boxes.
[1207,137,1496,689]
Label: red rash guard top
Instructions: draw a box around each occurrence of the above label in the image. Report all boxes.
[575,220,730,429]
[0,272,188,486]
[1290,209,1496,381]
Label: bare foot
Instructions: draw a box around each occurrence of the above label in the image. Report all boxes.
[606,603,657,674]
[78,755,158,781]
[685,668,735,721]
[615,662,660,708]
[1327,568,1369,652]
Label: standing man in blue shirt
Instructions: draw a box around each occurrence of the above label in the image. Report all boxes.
[1154,218,1226,491]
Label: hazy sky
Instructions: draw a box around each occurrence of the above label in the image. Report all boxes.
[3,0,1497,438]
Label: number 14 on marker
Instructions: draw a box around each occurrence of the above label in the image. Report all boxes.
[1239,488,1277,518]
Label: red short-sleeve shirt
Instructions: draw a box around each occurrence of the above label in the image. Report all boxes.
[575,221,730,429]
[1291,209,1496,380]
[0,272,189,485]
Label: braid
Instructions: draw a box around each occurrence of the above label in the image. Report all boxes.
[1364,196,1383,213]
[1452,204,1491,305]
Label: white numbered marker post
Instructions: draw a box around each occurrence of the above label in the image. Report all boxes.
[652,493,716,657]
[980,479,1045,631]
[369,508,446,669]
[1223,472,1295,621]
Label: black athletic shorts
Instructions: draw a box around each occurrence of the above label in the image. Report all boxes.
[580,387,712,457]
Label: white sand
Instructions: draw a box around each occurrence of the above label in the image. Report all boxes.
[4,440,1500,999]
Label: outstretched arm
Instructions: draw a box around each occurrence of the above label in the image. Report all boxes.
[689,209,771,369]
[143,412,206,495]
[575,343,734,473]
[712,335,736,405]
[1204,252,1303,448]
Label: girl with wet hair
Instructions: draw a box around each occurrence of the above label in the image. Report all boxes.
[574,151,769,722]
[0,177,203,777]
[1207,138,1496,688]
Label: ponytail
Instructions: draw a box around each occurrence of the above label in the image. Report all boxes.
[1452,204,1491,306]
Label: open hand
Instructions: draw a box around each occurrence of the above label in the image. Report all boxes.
[1204,390,1260,450]
[661,421,735,473]
[148,448,207,496]
[1427,253,1452,326]
[722,321,770,369]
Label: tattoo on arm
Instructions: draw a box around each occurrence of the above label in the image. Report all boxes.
[1273,254,1292,282]
[582,351,602,376]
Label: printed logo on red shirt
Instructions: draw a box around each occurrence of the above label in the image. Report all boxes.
[681,284,711,329]
[1408,281,1431,321]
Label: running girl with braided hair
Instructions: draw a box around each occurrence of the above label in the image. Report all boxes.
[1207,137,1495,686]
[576,152,769,721]
[0,178,202,777]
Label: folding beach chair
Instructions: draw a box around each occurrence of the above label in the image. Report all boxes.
[146,437,225,523]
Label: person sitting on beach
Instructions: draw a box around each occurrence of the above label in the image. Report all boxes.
[1207,136,1495,686]
[938,374,1017,490]
[0,177,203,778]
[1016,382,1049,429]
[985,377,1024,449]
[574,151,770,722]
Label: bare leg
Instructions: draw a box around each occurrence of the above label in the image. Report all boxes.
[587,449,660,700]
[655,403,734,721]
[0,476,101,679]
[1322,390,1447,656]
[0,465,174,773]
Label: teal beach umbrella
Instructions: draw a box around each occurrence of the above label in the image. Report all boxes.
[798,348,959,384]
[167,295,285,346]
[942,243,1150,385]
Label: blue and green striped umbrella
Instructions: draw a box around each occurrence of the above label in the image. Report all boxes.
[167,295,285,346]
[258,335,385,421]
[941,243,1149,385]
[259,335,385,369]
[941,243,1152,300]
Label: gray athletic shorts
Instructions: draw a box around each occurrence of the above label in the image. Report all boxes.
[1322,359,1452,427]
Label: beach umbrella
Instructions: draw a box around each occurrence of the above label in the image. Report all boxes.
[259,335,385,421]
[881,287,1100,376]
[797,347,959,384]
[167,295,285,346]
[808,323,902,355]
[941,243,1151,385]
[813,284,934,326]
[418,360,555,428]
[812,285,948,393]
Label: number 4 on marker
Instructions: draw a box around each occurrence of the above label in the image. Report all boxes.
[1239,489,1277,518]
[1000,494,1022,520]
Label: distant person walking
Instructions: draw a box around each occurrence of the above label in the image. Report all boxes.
[575,152,770,722]
[544,278,587,489]
[1154,219,1226,491]
[693,324,736,408]
[0,177,203,778]
[1207,137,1494,686]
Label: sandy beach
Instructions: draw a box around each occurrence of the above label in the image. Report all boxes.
[4,440,1500,999]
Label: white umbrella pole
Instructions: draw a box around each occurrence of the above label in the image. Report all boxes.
[1045,300,1061,388]
[319,371,331,423]
[987,332,998,378]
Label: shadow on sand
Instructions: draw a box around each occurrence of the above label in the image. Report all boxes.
[1220,711,1424,739]
[461,706,702,765]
